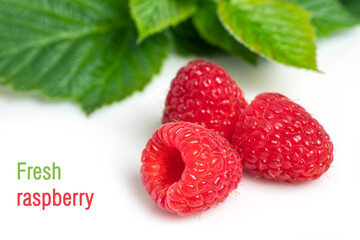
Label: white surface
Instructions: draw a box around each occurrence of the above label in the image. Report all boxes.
[1,27,360,240]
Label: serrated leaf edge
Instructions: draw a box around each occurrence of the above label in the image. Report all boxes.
[217,1,320,72]
[130,0,197,43]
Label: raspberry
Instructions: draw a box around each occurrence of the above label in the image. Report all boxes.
[140,122,242,216]
[232,93,333,182]
[162,60,247,141]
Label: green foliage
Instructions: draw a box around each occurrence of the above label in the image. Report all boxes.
[192,1,258,64]
[0,0,169,114]
[170,19,220,56]
[340,0,360,18]
[286,0,359,37]
[218,0,317,70]
[0,0,358,113]
[130,0,197,41]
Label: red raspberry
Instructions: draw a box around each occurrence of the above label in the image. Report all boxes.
[232,93,333,182]
[141,122,242,216]
[162,60,247,141]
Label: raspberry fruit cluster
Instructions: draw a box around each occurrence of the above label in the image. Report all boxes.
[140,60,333,216]
[162,60,247,141]
[232,92,333,182]
[141,122,242,216]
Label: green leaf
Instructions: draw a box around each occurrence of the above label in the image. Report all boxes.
[193,1,258,64]
[286,0,359,37]
[130,0,197,41]
[340,0,360,18]
[218,0,318,71]
[170,19,220,56]
[0,0,169,114]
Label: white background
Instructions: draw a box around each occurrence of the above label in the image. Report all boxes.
[0,27,359,240]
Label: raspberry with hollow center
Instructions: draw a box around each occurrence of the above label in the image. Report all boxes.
[141,122,242,216]
[232,92,334,182]
[163,59,247,141]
